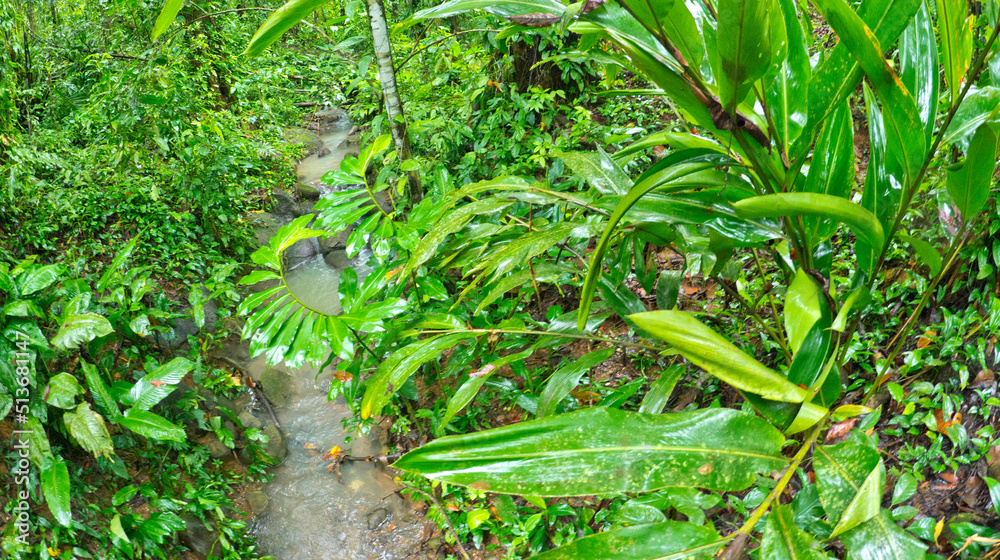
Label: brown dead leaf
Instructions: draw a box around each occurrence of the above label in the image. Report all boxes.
[304,442,318,450]
[334,370,353,382]
[825,418,857,442]
[916,330,936,349]
[940,472,959,484]
[469,364,496,378]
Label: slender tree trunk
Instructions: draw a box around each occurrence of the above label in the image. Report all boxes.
[365,0,422,203]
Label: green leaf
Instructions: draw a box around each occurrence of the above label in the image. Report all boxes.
[394,407,787,495]
[119,409,186,442]
[899,3,939,145]
[64,402,114,459]
[41,458,72,527]
[51,313,114,351]
[731,193,884,252]
[529,520,723,559]
[126,357,194,411]
[937,0,973,106]
[15,264,62,298]
[762,504,835,560]
[840,510,927,560]
[638,364,684,414]
[558,150,633,195]
[716,0,783,110]
[802,101,854,244]
[765,0,810,154]
[813,441,882,534]
[440,350,534,430]
[631,310,812,403]
[946,123,998,220]
[984,476,1000,517]
[890,473,919,507]
[361,333,480,419]
[897,232,942,277]
[411,0,565,20]
[25,417,54,468]
[111,514,131,543]
[245,0,336,57]
[656,270,682,311]
[942,87,1000,149]
[151,0,184,40]
[46,372,82,409]
[537,348,613,417]
[82,361,120,421]
[784,269,823,355]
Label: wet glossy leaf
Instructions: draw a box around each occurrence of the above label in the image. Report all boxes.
[937,0,973,106]
[440,350,533,430]
[361,332,480,419]
[716,0,783,109]
[762,503,835,560]
[46,372,82,409]
[118,409,186,442]
[619,0,705,73]
[946,123,998,220]
[897,232,942,276]
[403,197,515,279]
[765,0,810,153]
[412,0,565,20]
[942,87,1000,149]
[655,270,682,311]
[814,441,882,534]
[41,458,72,527]
[899,3,938,145]
[395,407,787,495]
[784,269,823,354]
[16,264,62,298]
[639,364,683,414]
[64,402,114,459]
[631,310,814,404]
[984,476,1000,517]
[840,510,926,560]
[151,0,183,40]
[51,313,114,351]
[530,520,723,559]
[890,473,919,506]
[537,348,613,417]
[802,101,854,244]
[246,0,336,57]
[125,357,193,411]
[559,150,632,195]
[732,193,884,252]
[81,361,120,421]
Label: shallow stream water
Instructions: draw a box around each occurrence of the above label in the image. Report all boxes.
[243,113,423,559]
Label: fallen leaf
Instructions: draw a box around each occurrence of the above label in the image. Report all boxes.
[304,443,318,450]
[916,330,936,349]
[149,380,165,388]
[469,364,496,378]
[940,472,958,484]
[825,418,857,442]
[933,517,945,544]
[334,370,353,382]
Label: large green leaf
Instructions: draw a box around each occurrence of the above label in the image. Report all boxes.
[558,150,633,195]
[530,520,724,559]
[15,264,62,298]
[411,0,565,20]
[245,0,336,57]
[631,310,812,403]
[937,0,973,106]
[731,193,884,252]
[537,348,613,417]
[899,3,939,145]
[784,269,823,354]
[394,407,787,495]
[26,417,54,468]
[618,0,706,75]
[840,510,927,560]
[942,87,1000,149]
[765,0,810,154]
[638,364,684,414]
[51,313,114,351]
[762,504,835,560]
[81,361,121,421]
[118,409,186,442]
[802,101,854,245]
[126,357,194,411]
[64,402,114,459]
[439,350,534,431]
[41,458,72,527]
[813,441,882,535]
[361,333,480,419]
[946,123,998,220]
[151,0,183,40]
[45,372,82,409]
[716,0,783,109]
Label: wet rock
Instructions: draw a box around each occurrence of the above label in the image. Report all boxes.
[248,491,269,514]
[251,212,281,246]
[424,535,446,551]
[295,182,322,200]
[259,368,295,406]
[319,231,349,254]
[238,410,263,431]
[271,188,299,218]
[283,126,325,155]
[367,508,389,530]
[262,424,287,463]
[324,249,352,269]
[179,515,220,559]
[285,238,319,269]
[205,434,231,459]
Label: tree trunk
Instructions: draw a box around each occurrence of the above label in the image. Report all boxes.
[365,0,422,203]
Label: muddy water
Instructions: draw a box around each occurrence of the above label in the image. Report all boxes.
[246,114,423,559]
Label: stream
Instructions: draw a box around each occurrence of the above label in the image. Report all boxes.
[241,110,425,559]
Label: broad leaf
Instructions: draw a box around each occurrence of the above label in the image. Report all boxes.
[439,350,534,430]
[395,407,787,495]
[814,441,882,533]
[530,520,724,559]
[946,123,998,220]
[51,313,114,351]
[638,364,683,414]
[897,232,942,277]
[840,510,927,560]
[537,348,613,417]
[937,0,973,106]
[82,361,121,421]
[64,402,114,459]
[151,0,183,40]
[15,264,61,298]
[899,3,939,145]
[732,192,884,252]
[716,0,783,110]
[41,458,72,527]
[765,0,810,154]
[126,357,194,411]
[559,150,632,195]
[119,409,186,442]
[245,0,336,57]
[46,372,82,409]
[412,0,565,20]
[762,504,835,560]
[802,101,854,245]
[784,269,823,355]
